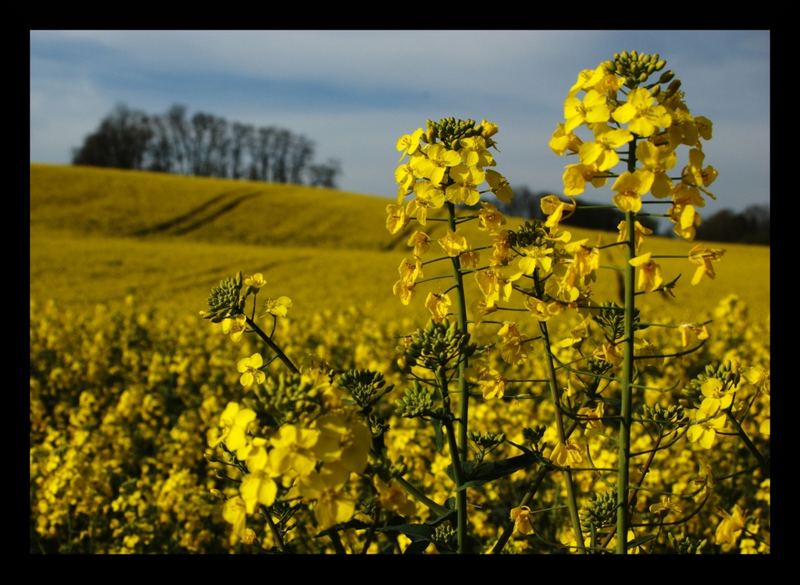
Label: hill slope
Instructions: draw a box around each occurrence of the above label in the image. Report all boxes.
[30,164,770,321]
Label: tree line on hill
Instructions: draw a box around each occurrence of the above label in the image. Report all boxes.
[72,104,342,188]
[496,187,769,245]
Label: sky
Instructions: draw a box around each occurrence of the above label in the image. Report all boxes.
[30,30,770,215]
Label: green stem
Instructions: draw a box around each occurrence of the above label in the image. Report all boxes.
[616,138,638,555]
[725,409,769,475]
[438,365,467,553]
[490,401,591,554]
[395,477,449,516]
[263,508,287,552]
[245,316,299,374]
[539,321,586,553]
[446,201,470,553]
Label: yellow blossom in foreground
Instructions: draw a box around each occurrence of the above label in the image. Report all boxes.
[385,203,409,235]
[299,471,357,531]
[222,496,249,545]
[264,296,292,318]
[425,292,451,323]
[398,257,423,285]
[392,280,415,306]
[550,440,583,467]
[475,268,520,308]
[678,322,710,348]
[407,231,431,257]
[578,125,633,171]
[459,249,480,269]
[408,183,445,225]
[480,119,499,138]
[221,314,247,343]
[209,402,257,452]
[446,164,484,206]
[700,378,733,412]
[244,273,266,291]
[269,425,320,477]
[240,470,277,514]
[438,230,469,257]
[672,204,701,241]
[682,148,719,195]
[578,402,604,434]
[687,401,726,449]
[237,353,265,388]
[374,478,416,517]
[518,244,553,275]
[568,63,606,96]
[396,128,423,158]
[485,170,513,202]
[395,163,415,199]
[524,296,561,321]
[715,505,745,552]
[418,144,462,186]
[688,245,725,285]
[562,163,606,196]
[611,170,654,213]
[629,253,663,293]
[478,367,507,400]
[540,195,576,231]
[617,220,652,254]
[637,140,677,198]
[649,495,683,518]
[564,89,611,133]
[459,136,494,167]
[548,123,583,156]
[497,322,527,365]
[510,506,534,535]
[612,87,672,137]
[477,202,506,233]
[314,413,371,475]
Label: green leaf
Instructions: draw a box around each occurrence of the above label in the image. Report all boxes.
[403,539,431,554]
[447,453,541,490]
[627,533,658,549]
[316,519,372,537]
[434,423,444,453]
[376,523,434,542]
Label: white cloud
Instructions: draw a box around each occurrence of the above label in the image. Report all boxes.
[29,30,770,211]
[30,60,113,162]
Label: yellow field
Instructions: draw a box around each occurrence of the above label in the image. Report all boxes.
[30,164,769,323]
[29,164,771,554]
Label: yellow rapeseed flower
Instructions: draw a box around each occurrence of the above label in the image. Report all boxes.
[221,314,247,343]
[687,401,726,449]
[425,292,451,323]
[485,170,513,202]
[616,219,652,254]
[396,128,424,158]
[564,89,611,133]
[611,170,654,213]
[510,505,534,535]
[550,440,583,467]
[237,353,265,388]
[637,140,677,198]
[612,87,672,137]
[629,253,664,293]
[578,125,633,171]
[407,230,431,257]
[438,230,469,257]
[385,203,409,235]
[688,245,725,285]
[548,123,583,156]
[715,505,746,552]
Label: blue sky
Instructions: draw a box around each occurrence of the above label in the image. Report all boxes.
[30,30,770,214]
